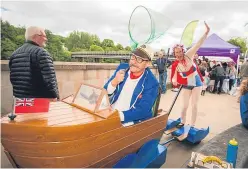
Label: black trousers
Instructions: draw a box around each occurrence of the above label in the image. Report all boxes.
[213,76,225,93]
[229,79,234,91]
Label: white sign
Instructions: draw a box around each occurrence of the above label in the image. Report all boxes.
[230,49,235,53]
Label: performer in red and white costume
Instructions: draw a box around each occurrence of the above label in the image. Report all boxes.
[171,22,210,127]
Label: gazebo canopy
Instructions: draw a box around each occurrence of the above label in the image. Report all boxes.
[191,33,240,63]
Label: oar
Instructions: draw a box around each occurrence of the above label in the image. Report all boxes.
[167,85,183,116]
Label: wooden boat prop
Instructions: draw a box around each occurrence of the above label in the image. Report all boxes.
[1,83,169,168]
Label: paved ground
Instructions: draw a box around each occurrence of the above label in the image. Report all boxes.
[159,89,241,167]
[195,123,248,168]
[1,90,241,168]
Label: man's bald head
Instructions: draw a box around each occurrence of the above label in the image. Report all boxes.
[158,51,164,58]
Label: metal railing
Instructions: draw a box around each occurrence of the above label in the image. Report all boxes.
[71,51,132,56]
[71,51,176,63]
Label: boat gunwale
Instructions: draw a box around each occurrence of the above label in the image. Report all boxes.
[1,110,168,129]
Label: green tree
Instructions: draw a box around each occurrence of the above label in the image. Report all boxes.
[80,32,93,49]
[59,50,71,62]
[116,43,124,50]
[228,37,247,54]
[89,45,104,51]
[44,30,72,61]
[125,46,132,51]
[91,34,101,46]
[65,31,82,51]
[15,35,25,46]
[1,20,26,60]
[65,31,93,50]
[71,48,84,52]
[105,47,116,52]
[1,20,17,40]
[101,39,115,49]
[1,38,17,59]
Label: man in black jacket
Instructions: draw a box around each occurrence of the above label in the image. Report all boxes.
[152,50,171,94]
[9,26,59,100]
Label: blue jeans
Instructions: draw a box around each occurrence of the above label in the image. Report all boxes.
[159,72,167,93]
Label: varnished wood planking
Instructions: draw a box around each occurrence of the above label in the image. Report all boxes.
[1,108,73,122]
[51,116,103,126]
[1,114,167,157]
[1,104,95,123]
[1,117,122,142]
[1,106,106,127]
[91,117,168,168]
[11,122,165,168]
[100,133,163,168]
[98,155,121,168]
[49,101,72,108]
[90,131,164,168]
[17,113,102,126]
[1,110,69,122]
[94,131,163,168]
[70,103,112,119]
[1,111,102,126]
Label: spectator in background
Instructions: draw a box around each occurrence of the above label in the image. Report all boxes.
[241,59,248,81]
[152,50,171,94]
[199,61,209,96]
[210,60,217,71]
[228,62,237,91]
[9,26,60,100]
[204,58,211,72]
[222,62,229,77]
[212,62,225,94]
[199,61,208,76]
[208,60,217,92]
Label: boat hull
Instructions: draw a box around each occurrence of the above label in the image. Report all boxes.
[1,102,168,168]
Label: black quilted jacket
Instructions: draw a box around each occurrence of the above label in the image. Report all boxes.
[9,41,60,99]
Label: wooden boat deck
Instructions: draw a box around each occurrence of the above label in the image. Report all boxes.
[1,102,105,127]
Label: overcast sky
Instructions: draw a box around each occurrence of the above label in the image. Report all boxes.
[1,0,248,50]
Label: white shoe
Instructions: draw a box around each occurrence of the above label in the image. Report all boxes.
[172,88,179,92]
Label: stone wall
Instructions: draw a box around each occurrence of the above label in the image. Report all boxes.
[1,60,171,115]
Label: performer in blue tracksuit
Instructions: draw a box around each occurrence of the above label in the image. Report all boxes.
[104,44,159,126]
